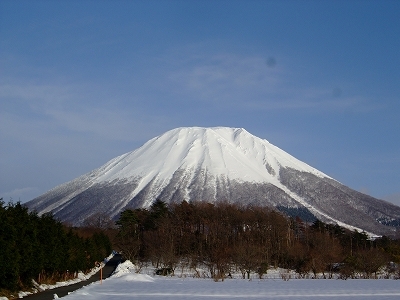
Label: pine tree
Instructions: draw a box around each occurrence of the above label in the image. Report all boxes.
[0,199,19,290]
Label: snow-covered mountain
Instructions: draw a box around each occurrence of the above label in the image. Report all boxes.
[26,127,400,235]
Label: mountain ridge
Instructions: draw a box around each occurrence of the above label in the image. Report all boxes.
[25,127,400,236]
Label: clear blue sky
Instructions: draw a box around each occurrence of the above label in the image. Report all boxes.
[1,0,399,205]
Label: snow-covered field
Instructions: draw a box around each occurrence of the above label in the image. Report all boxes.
[60,261,400,300]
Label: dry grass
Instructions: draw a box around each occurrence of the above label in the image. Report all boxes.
[36,271,78,285]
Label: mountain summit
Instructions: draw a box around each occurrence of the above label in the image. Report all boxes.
[26,127,400,235]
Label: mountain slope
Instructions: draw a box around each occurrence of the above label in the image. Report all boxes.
[25,127,400,235]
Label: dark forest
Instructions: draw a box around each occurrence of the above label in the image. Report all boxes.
[115,200,400,281]
[0,199,111,294]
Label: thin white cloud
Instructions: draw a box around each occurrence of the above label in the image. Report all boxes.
[165,53,282,104]
[156,48,378,113]
[43,105,170,143]
[0,81,167,144]
[0,83,71,104]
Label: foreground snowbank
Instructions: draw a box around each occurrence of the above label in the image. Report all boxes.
[110,260,154,282]
[60,260,400,300]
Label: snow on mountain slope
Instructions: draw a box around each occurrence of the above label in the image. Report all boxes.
[25,127,400,236]
[90,127,329,183]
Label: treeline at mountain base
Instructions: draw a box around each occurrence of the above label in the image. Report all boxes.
[0,199,112,294]
[115,200,400,281]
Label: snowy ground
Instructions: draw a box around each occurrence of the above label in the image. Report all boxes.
[59,261,400,300]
